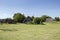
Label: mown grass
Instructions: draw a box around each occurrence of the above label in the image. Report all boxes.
[0,22,60,40]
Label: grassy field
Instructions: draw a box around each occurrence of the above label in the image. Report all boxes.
[0,22,60,40]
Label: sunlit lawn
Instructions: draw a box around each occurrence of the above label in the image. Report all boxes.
[0,22,60,40]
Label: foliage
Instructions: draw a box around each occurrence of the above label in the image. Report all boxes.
[0,18,16,24]
[13,13,25,23]
[31,16,34,21]
[54,17,60,21]
[33,17,41,24]
[40,15,51,22]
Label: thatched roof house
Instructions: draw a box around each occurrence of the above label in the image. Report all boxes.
[23,16,32,23]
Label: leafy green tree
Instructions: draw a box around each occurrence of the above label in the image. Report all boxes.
[33,17,41,24]
[31,16,34,21]
[13,13,25,23]
[40,15,51,22]
[54,17,60,21]
[6,18,12,20]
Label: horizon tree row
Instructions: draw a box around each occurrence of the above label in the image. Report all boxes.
[0,13,60,24]
[13,13,60,24]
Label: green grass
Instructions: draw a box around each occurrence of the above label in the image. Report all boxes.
[0,22,60,40]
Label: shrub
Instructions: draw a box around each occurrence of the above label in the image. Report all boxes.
[33,17,41,24]
[54,17,60,21]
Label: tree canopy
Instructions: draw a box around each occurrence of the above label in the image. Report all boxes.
[13,13,25,23]
[40,15,51,22]
[54,17,60,21]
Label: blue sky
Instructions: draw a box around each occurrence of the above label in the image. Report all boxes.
[0,0,60,19]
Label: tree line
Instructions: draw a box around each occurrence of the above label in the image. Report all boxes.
[0,13,60,24]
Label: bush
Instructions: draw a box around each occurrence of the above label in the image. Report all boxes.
[33,17,41,24]
[13,13,25,23]
[40,15,51,22]
[54,17,60,21]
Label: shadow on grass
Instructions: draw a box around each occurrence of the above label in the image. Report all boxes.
[26,23,46,25]
[0,28,18,31]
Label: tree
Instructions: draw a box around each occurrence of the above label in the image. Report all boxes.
[5,18,16,24]
[54,17,60,21]
[40,15,51,22]
[31,16,34,21]
[33,17,41,24]
[13,13,25,23]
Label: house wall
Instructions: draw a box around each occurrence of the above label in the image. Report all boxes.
[46,18,53,22]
